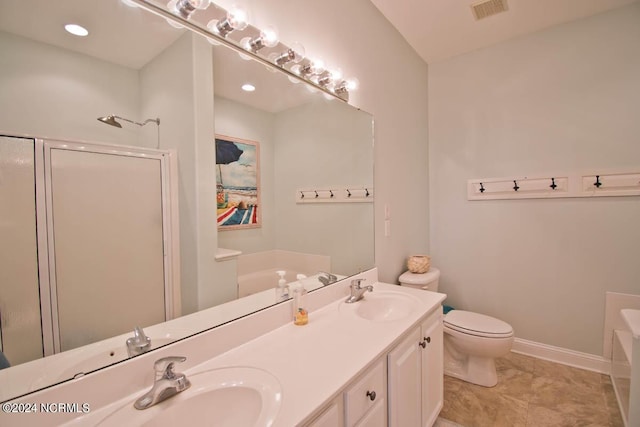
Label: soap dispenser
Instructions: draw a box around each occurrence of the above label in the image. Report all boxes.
[292,274,308,326]
[275,270,289,302]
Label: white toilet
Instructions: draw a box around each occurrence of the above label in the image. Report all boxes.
[399,268,514,387]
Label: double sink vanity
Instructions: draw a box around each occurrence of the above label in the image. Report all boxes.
[0,269,446,426]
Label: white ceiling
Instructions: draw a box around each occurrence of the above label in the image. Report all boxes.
[369,0,639,64]
[0,0,183,69]
[0,0,315,113]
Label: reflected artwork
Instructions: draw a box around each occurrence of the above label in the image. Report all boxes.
[216,135,261,229]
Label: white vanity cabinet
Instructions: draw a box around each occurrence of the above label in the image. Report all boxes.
[305,397,344,427]
[305,359,386,427]
[388,309,443,427]
[345,359,387,426]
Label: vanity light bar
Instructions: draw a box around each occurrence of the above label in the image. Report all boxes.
[130,0,356,102]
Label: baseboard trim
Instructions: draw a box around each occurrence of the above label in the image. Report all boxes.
[512,338,611,374]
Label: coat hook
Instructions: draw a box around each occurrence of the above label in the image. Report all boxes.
[550,177,557,190]
[479,183,485,193]
[347,189,351,197]
[365,188,370,197]
[594,175,602,188]
[329,190,334,198]
[513,180,520,192]
[314,190,319,198]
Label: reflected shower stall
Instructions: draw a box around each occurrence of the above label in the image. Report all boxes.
[0,135,179,367]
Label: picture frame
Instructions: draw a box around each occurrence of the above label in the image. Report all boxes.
[215,135,261,230]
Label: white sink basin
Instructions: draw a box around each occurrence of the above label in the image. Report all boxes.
[340,291,419,322]
[97,367,282,426]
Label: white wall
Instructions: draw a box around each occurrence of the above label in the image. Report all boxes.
[140,33,201,314]
[0,31,140,145]
[274,98,375,275]
[216,0,430,283]
[140,33,222,313]
[429,3,640,356]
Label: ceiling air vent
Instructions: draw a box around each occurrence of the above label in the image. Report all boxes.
[470,0,508,20]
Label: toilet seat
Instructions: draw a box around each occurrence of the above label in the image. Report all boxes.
[444,310,513,338]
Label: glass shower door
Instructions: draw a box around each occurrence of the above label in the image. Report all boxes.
[0,136,43,366]
[47,145,167,352]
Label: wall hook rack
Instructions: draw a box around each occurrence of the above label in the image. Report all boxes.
[297,186,373,204]
[468,169,640,200]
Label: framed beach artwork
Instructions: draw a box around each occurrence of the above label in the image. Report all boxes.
[215,135,261,230]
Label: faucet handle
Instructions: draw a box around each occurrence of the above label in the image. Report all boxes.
[351,278,366,289]
[154,356,186,379]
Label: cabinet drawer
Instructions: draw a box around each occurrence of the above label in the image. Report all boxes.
[344,359,386,426]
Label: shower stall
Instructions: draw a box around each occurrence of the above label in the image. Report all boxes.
[0,135,180,366]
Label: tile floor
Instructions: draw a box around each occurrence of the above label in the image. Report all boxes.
[437,352,624,427]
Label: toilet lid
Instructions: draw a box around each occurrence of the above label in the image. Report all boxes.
[399,268,440,286]
[444,310,513,338]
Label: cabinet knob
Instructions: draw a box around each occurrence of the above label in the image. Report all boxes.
[366,390,376,401]
[419,341,426,348]
[424,336,431,343]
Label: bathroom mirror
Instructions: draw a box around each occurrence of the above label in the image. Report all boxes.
[0,0,373,401]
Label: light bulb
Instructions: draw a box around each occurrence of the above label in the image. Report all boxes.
[240,27,277,54]
[208,5,249,37]
[290,42,305,63]
[228,6,249,30]
[310,59,325,75]
[329,68,343,81]
[260,26,279,48]
[171,0,209,19]
[270,42,305,66]
[334,77,359,95]
[166,0,185,26]
[345,78,359,91]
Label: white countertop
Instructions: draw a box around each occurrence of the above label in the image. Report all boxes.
[69,282,445,426]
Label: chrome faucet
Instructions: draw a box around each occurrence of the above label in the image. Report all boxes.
[345,279,373,303]
[134,356,191,410]
[126,326,151,357]
[318,271,338,286]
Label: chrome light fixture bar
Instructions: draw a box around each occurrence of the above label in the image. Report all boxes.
[128,0,356,102]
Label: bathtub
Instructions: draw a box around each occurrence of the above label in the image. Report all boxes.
[237,250,331,298]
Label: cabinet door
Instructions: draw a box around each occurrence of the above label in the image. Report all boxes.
[421,311,444,427]
[388,326,421,426]
[354,399,386,427]
[306,398,344,427]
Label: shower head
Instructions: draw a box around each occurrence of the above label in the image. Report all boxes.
[97,115,160,128]
[97,115,123,128]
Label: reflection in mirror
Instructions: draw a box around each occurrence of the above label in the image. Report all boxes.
[0,0,373,402]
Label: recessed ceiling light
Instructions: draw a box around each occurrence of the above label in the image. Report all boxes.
[64,24,89,37]
[241,83,256,92]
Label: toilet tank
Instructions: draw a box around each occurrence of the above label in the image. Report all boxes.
[398,267,440,292]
